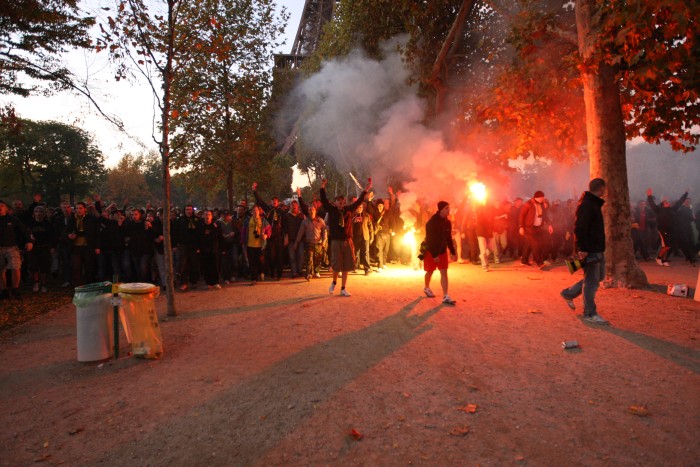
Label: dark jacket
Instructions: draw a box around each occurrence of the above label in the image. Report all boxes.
[424,213,456,258]
[124,220,154,257]
[648,193,687,233]
[197,221,221,254]
[174,214,200,246]
[0,214,32,248]
[320,189,367,241]
[253,191,285,238]
[65,214,100,250]
[574,191,605,253]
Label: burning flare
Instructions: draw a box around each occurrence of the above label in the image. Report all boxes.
[402,226,417,251]
[469,181,487,204]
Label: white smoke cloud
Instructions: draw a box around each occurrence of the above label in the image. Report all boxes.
[296,41,482,221]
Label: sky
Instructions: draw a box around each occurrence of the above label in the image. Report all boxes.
[2,0,307,170]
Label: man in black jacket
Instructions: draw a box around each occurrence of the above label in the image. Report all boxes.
[647,188,689,266]
[0,199,34,299]
[422,201,457,305]
[560,178,608,324]
[320,177,371,297]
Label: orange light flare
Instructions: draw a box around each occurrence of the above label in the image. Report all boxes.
[468,181,488,204]
[402,226,417,251]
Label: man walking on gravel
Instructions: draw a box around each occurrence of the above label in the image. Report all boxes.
[422,201,458,305]
[560,178,609,324]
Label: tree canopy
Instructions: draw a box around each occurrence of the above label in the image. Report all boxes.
[0,0,95,96]
[0,117,105,204]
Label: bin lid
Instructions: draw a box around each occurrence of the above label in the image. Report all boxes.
[74,281,113,294]
[118,282,159,294]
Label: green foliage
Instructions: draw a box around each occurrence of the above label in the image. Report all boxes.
[0,118,105,204]
[164,0,289,205]
[0,0,94,96]
[103,154,151,207]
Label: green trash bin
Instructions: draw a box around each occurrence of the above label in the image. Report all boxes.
[73,282,113,362]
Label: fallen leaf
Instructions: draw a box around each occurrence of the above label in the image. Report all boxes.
[528,308,542,314]
[458,404,478,413]
[34,454,52,462]
[43,441,49,448]
[449,426,469,436]
[68,427,84,435]
[402,392,411,398]
[628,405,650,417]
[301,303,310,308]
[350,428,363,440]
[526,276,543,280]
[515,455,525,461]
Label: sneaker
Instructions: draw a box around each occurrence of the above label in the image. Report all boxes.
[250,281,257,286]
[32,282,39,293]
[423,287,436,298]
[662,262,670,267]
[340,288,351,297]
[208,284,222,290]
[442,295,456,306]
[61,281,70,288]
[305,275,311,282]
[543,260,552,266]
[560,291,576,310]
[314,273,321,278]
[41,286,48,293]
[329,282,336,294]
[656,258,663,266]
[224,280,230,285]
[584,313,609,325]
[364,269,371,275]
[179,284,189,292]
[482,266,490,272]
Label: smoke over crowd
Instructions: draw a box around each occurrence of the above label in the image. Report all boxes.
[287,41,700,211]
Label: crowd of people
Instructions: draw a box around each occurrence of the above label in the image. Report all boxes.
[0,183,697,301]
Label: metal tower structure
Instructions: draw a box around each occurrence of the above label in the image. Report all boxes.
[274,0,337,69]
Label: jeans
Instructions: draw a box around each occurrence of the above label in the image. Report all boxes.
[477,236,496,267]
[561,252,605,316]
[287,241,305,276]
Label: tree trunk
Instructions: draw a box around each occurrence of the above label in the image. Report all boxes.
[428,0,475,116]
[576,0,648,288]
[162,0,178,316]
[226,165,234,211]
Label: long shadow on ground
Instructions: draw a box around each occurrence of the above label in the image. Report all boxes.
[98,297,444,466]
[598,325,700,374]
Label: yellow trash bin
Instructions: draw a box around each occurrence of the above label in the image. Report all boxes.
[118,283,163,359]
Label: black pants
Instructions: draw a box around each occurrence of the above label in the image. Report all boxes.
[200,250,219,286]
[354,236,371,271]
[71,245,95,286]
[523,227,546,266]
[177,244,200,286]
[247,246,263,281]
[265,236,284,279]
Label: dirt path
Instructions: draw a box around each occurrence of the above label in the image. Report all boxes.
[1,260,699,466]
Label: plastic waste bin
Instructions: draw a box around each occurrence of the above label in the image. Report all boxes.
[73,282,114,362]
[118,283,163,359]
